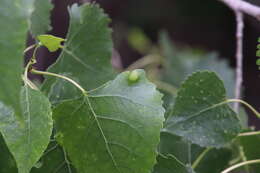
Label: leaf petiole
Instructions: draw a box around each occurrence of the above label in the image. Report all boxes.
[221,159,260,173]
[226,99,260,119]
[31,69,87,95]
[23,44,37,54]
[23,43,41,88]
[191,148,211,169]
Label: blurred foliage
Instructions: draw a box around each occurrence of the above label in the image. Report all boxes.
[126,28,260,173]
[256,38,260,68]
[127,29,236,106]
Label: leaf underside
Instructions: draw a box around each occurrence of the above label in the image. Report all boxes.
[0,0,33,114]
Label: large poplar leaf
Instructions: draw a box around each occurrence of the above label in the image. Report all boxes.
[0,0,33,114]
[53,70,165,173]
[0,86,53,173]
[30,0,53,37]
[164,71,241,147]
[42,3,116,101]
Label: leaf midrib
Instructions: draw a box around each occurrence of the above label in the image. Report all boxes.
[89,94,162,112]
[24,86,32,168]
[84,96,122,173]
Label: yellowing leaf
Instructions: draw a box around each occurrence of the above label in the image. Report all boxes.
[37,34,65,52]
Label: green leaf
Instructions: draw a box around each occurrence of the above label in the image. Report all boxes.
[164,71,241,147]
[31,142,77,173]
[0,135,17,173]
[256,50,260,58]
[238,135,260,173]
[42,3,116,101]
[157,132,231,173]
[153,155,195,173]
[53,70,165,173]
[30,0,53,37]
[195,148,232,173]
[37,35,65,52]
[47,73,81,104]
[159,31,235,98]
[158,132,201,164]
[0,86,53,173]
[238,107,248,129]
[0,0,33,114]
[256,58,260,65]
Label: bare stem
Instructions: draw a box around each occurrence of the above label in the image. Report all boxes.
[239,131,260,137]
[126,54,162,71]
[31,69,87,95]
[233,11,244,113]
[23,43,41,89]
[219,0,260,21]
[23,44,36,54]
[221,159,260,173]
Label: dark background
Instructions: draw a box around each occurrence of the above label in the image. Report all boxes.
[28,0,260,128]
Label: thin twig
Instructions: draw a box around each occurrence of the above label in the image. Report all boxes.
[220,0,260,20]
[126,54,162,71]
[239,131,260,137]
[23,44,36,54]
[234,11,244,112]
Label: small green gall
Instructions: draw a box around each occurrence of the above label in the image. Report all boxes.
[128,70,140,82]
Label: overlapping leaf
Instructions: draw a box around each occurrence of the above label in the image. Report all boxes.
[164,71,241,147]
[154,132,231,173]
[153,155,195,173]
[53,70,165,173]
[0,86,53,173]
[237,135,260,173]
[42,3,116,102]
[30,0,53,37]
[31,142,76,173]
[0,0,33,114]
[0,135,17,173]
